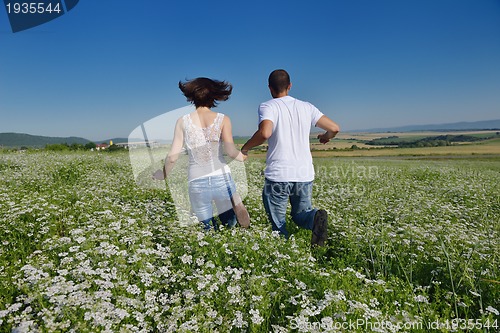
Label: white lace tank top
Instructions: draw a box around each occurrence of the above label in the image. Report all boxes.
[182,113,230,181]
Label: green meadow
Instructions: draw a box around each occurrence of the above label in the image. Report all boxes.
[0,150,498,332]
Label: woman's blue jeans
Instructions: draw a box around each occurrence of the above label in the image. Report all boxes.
[188,174,237,230]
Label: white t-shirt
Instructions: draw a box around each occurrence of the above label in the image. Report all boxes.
[258,95,324,182]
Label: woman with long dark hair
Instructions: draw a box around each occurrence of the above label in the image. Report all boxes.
[154,78,250,230]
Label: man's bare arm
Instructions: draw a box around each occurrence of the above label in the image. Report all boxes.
[241,120,273,154]
[316,116,340,144]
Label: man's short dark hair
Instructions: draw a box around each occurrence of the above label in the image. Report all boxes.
[268,69,290,94]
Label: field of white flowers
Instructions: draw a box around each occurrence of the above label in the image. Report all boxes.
[0,151,498,332]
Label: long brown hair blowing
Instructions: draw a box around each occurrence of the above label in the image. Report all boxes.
[179,77,232,108]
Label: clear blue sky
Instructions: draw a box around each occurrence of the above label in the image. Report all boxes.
[1,0,499,140]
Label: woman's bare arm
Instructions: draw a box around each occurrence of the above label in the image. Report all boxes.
[221,116,246,161]
[153,118,184,180]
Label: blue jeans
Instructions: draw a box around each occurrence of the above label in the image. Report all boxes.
[262,179,318,238]
[188,174,237,230]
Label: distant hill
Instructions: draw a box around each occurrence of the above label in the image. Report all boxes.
[0,133,130,148]
[352,119,500,133]
[106,138,131,144]
[3,119,500,148]
[0,133,89,148]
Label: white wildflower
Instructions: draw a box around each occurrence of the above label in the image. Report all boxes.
[295,279,307,290]
[69,246,80,252]
[470,290,480,297]
[126,284,141,295]
[75,236,86,244]
[251,295,263,302]
[232,310,247,328]
[485,306,499,316]
[249,309,264,325]
[227,285,240,295]
[183,289,196,300]
[180,254,192,264]
[414,295,428,303]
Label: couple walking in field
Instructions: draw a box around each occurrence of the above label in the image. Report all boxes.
[154,69,340,246]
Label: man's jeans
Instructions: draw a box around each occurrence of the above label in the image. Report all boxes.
[188,174,237,230]
[262,179,318,238]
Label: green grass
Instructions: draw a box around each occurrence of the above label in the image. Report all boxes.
[232,137,251,145]
[0,151,499,332]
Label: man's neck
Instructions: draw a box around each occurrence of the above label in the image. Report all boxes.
[273,92,289,98]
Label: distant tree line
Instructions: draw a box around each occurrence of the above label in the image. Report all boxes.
[366,134,499,148]
[0,142,127,152]
[44,142,97,151]
[44,142,126,152]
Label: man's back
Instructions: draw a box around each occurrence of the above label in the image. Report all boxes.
[259,95,323,182]
[241,69,339,244]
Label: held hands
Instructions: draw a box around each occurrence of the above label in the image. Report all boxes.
[236,152,248,162]
[239,150,249,162]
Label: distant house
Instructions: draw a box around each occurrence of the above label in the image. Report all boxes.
[95,143,109,150]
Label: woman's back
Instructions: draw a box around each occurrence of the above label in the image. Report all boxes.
[182,110,229,181]
[153,77,249,229]
[187,110,219,128]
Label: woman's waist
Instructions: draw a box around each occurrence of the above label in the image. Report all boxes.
[188,164,231,182]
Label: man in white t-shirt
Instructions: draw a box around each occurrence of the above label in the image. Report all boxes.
[241,69,340,246]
